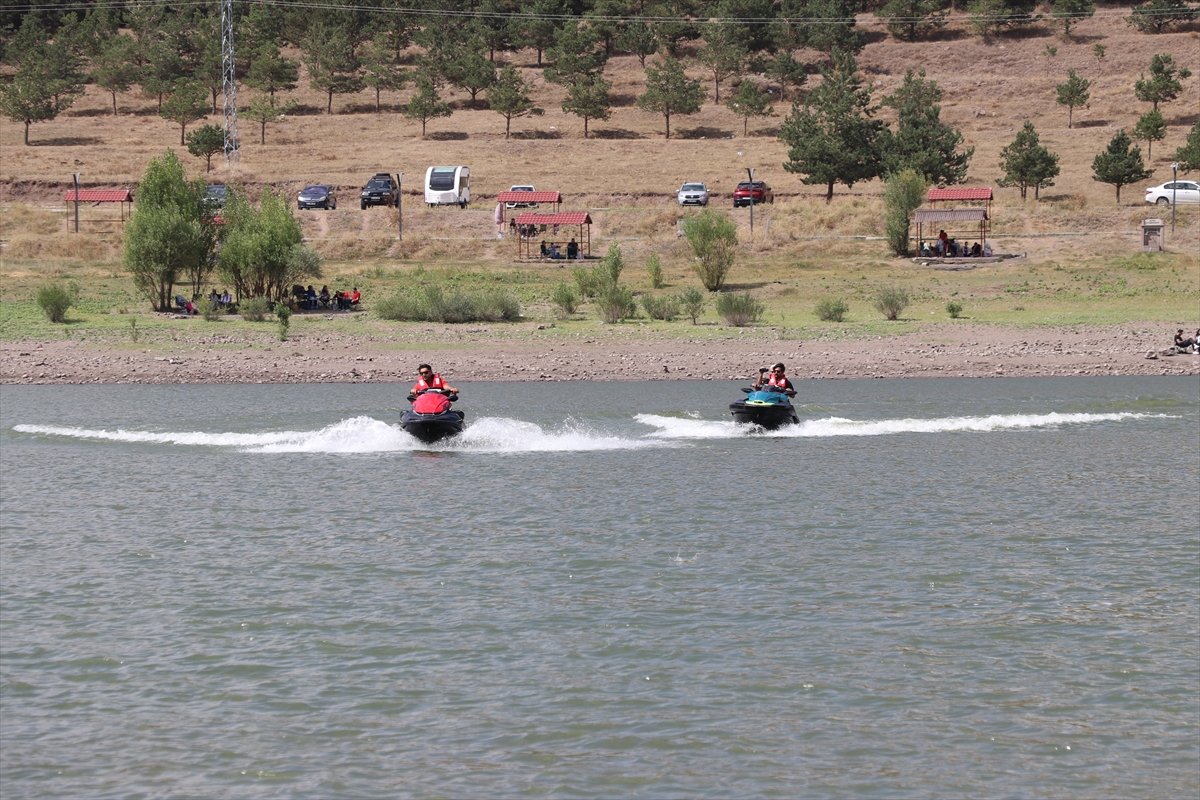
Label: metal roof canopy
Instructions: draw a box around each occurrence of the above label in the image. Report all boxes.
[497,191,562,206]
[512,212,592,260]
[914,208,989,253]
[63,189,134,229]
[927,187,992,202]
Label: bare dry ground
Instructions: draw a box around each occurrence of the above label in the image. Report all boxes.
[1,10,1197,384]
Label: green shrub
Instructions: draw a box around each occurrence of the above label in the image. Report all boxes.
[641,293,679,321]
[883,169,929,257]
[373,284,521,323]
[274,302,292,326]
[815,297,849,322]
[874,286,911,320]
[201,303,226,321]
[716,291,764,326]
[239,296,272,321]
[596,282,637,324]
[572,264,599,297]
[682,209,738,291]
[36,282,76,323]
[678,286,706,324]
[647,253,664,289]
[551,281,578,318]
[946,301,963,319]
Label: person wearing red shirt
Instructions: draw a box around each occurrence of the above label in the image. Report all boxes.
[412,364,458,395]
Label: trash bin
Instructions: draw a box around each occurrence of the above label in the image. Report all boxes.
[1141,219,1164,252]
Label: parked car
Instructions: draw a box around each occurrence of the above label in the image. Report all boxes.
[506,184,537,209]
[298,185,337,210]
[677,182,709,206]
[733,180,773,207]
[360,172,398,209]
[203,184,226,210]
[1144,180,1200,206]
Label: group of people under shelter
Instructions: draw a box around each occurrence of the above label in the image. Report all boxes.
[295,285,360,311]
[920,230,991,259]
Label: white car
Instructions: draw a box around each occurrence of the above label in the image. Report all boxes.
[677,182,709,206]
[1144,180,1200,206]
[506,185,537,209]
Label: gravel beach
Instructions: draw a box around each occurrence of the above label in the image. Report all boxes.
[3,321,1196,385]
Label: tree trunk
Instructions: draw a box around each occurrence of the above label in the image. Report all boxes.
[211,87,218,114]
[180,122,186,146]
[111,91,118,115]
[1116,185,1122,205]
[205,154,212,172]
[825,181,834,203]
[261,119,266,145]
[743,117,748,136]
[327,91,333,114]
[24,120,30,145]
[505,116,510,139]
[375,87,381,112]
[1068,106,1073,129]
[583,117,589,138]
[665,111,670,139]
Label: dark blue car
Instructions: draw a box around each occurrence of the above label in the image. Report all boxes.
[298,185,337,210]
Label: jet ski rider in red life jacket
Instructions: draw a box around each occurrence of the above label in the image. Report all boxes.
[412,364,459,396]
[752,362,796,396]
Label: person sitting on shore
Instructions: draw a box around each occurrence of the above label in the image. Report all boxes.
[411,364,458,396]
[208,288,220,308]
[349,287,361,308]
[752,363,796,396]
[1174,329,1197,353]
[319,285,331,308]
[567,238,578,259]
[971,242,982,257]
[220,289,232,307]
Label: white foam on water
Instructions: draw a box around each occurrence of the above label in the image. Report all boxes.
[637,411,1164,439]
[14,415,670,455]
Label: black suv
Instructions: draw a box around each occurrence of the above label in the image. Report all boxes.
[360,172,398,209]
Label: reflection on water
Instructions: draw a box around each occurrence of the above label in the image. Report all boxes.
[2,378,1197,799]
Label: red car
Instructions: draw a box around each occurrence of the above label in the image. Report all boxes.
[733,180,774,207]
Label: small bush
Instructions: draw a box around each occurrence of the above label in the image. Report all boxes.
[641,293,679,321]
[596,282,637,324]
[874,286,911,321]
[572,265,600,298]
[36,282,75,323]
[551,281,578,318]
[240,296,272,322]
[374,293,424,320]
[647,253,664,289]
[274,302,292,326]
[815,297,849,322]
[678,286,706,324]
[201,303,225,321]
[946,301,963,319]
[716,291,764,327]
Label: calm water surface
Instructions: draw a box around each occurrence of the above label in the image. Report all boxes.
[2,378,1197,799]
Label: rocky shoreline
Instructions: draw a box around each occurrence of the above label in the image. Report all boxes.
[3,323,1197,385]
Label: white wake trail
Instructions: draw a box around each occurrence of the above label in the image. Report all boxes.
[636,411,1164,439]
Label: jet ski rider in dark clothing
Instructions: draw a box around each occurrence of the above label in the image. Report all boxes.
[752,363,796,395]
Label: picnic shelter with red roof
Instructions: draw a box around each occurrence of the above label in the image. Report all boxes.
[513,211,592,260]
[63,188,134,228]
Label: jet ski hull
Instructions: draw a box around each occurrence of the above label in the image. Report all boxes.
[729,400,799,429]
[400,410,465,443]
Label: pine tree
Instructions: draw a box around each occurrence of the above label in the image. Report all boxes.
[1092,130,1154,205]
[404,76,452,137]
[359,40,410,113]
[545,22,608,87]
[243,94,298,145]
[1173,122,1200,174]
[779,50,883,202]
[160,79,209,146]
[636,56,704,140]
[1055,69,1091,129]
[761,51,807,102]
[1051,0,1095,37]
[1133,110,1168,160]
[696,25,747,103]
[440,45,496,110]
[997,121,1061,200]
[880,69,973,185]
[185,124,225,172]
[246,42,300,98]
[562,74,612,139]
[1134,53,1192,111]
[487,65,544,139]
[614,21,658,68]
[303,22,363,115]
[875,0,950,42]
[779,0,865,54]
[91,34,139,116]
[1126,0,1199,34]
[726,80,773,137]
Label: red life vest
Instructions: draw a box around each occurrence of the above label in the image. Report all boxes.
[767,372,789,389]
[412,374,447,393]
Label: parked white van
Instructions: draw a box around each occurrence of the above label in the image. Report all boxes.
[424,166,470,208]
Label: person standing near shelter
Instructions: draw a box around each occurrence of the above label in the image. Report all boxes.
[494,202,505,239]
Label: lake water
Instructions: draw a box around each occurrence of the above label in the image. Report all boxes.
[2,378,1197,799]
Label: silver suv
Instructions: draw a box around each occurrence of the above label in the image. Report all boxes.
[677,182,709,206]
